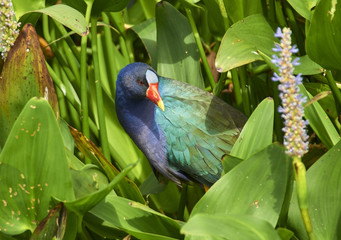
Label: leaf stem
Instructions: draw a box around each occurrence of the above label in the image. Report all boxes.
[178,183,188,221]
[213,72,227,96]
[274,0,287,27]
[53,20,81,61]
[91,16,111,160]
[231,69,243,111]
[283,1,305,55]
[239,66,251,116]
[80,1,93,160]
[216,0,230,30]
[101,13,118,95]
[326,70,341,119]
[47,63,81,112]
[185,7,216,89]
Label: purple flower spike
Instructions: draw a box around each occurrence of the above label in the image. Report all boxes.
[272,43,282,52]
[271,27,309,158]
[291,44,299,53]
[274,27,283,38]
[292,57,300,66]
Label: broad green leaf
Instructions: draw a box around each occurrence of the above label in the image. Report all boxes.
[182,213,280,240]
[132,18,157,69]
[59,119,75,152]
[202,0,227,37]
[276,227,295,240]
[216,14,276,72]
[55,162,136,217]
[61,0,86,16]
[156,1,204,89]
[92,0,129,17]
[70,165,109,199]
[306,0,341,70]
[287,0,318,20]
[0,232,16,240]
[288,139,341,240]
[179,0,202,9]
[19,4,88,36]
[83,212,126,239]
[221,155,243,174]
[139,173,167,195]
[304,83,338,120]
[230,97,274,160]
[0,23,59,148]
[12,0,45,18]
[0,98,75,235]
[86,194,182,240]
[139,0,158,19]
[191,144,291,227]
[223,0,263,23]
[294,55,324,75]
[68,126,145,203]
[299,85,340,148]
[30,203,67,240]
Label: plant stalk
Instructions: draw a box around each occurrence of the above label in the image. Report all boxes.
[293,156,315,240]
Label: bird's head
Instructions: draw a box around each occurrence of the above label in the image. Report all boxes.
[117,63,165,111]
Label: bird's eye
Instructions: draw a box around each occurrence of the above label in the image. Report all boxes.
[138,79,144,85]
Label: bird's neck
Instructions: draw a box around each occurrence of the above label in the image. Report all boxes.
[116,96,161,142]
[126,98,157,127]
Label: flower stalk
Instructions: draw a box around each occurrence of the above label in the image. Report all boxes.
[272,27,315,240]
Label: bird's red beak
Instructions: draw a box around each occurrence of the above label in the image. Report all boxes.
[146,83,165,111]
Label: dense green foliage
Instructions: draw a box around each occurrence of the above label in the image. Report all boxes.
[0,0,341,239]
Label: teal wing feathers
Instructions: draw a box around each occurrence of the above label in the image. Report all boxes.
[156,77,241,185]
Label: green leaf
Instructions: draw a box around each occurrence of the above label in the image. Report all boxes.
[12,0,45,18]
[68,125,145,203]
[276,227,295,240]
[156,1,204,89]
[223,0,263,23]
[70,165,110,199]
[304,83,338,120]
[299,85,340,148]
[61,0,86,16]
[30,203,67,240]
[57,162,136,217]
[131,18,157,69]
[179,0,202,9]
[86,194,182,240]
[202,0,227,37]
[0,98,75,235]
[216,14,277,72]
[287,0,317,20]
[288,139,341,240]
[59,119,75,152]
[294,55,324,75]
[19,4,88,36]
[92,0,129,17]
[230,97,274,160]
[0,23,59,148]
[306,0,341,70]
[181,213,280,240]
[221,155,243,174]
[191,144,292,227]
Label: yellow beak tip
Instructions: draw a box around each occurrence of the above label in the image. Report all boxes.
[158,100,165,111]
